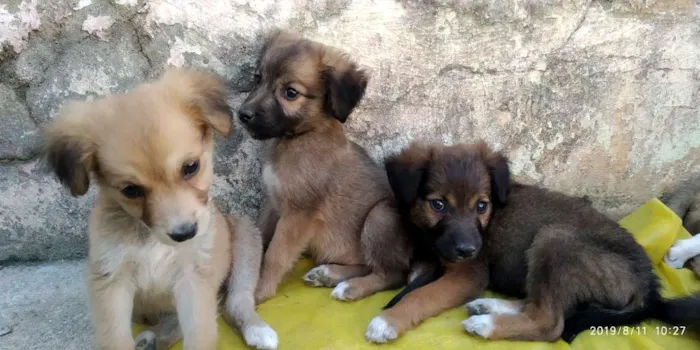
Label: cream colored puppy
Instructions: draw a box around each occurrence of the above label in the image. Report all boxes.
[43,68,277,350]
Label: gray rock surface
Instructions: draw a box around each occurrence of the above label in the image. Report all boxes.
[0,260,92,350]
[1,0,699,262]
[0,84,39,160]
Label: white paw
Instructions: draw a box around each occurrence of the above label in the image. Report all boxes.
[462,315,494,339]
[302,265,330,287]
[665,240,694,269]
[134,330,156,350]
[365,316,398,343]
[243,324,279,350]
[465,298,521,315]
[331,281,350,301]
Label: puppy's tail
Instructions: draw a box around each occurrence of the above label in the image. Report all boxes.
[562,291,700,343]
[383,262,444,309]
[649,293,700,326]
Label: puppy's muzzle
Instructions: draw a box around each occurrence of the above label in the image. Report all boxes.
[168,222,198,242]
[238,105,257,124]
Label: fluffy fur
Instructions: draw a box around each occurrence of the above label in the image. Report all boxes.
[370,140,700,343]
[662,175,700,276]
[237,30,411,303]
[44,68,277,350]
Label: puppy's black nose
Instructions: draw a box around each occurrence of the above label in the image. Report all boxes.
[168,222,197,242]
[238,105,255,123]
[455,244,476,259]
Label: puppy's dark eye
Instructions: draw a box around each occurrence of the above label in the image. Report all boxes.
[182,160,200,179]
[476,200,489,214]
[284,87,299,100]
[253,73,261,85]
[430,199,447,213]
[121,185,144,199]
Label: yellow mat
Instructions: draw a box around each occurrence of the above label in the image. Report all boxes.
[135,199,700,349]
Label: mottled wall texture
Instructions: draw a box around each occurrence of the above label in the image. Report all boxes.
[1,0,699,261]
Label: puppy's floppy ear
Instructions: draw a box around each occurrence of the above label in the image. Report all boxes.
[478,141,511,206]
[44,101,96,197]
[385,142,432,207]
[162,68,233,136]
[323,52,369,123]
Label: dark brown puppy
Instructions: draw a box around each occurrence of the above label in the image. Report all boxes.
[365,142,493,343]
[367,140,700,343]
[238,30,411,303]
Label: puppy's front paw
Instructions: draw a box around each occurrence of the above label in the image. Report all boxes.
[134,330,157,350]
[665,240,694,269]
[365,316,398,343]
[330,281,354,301]
[465,298,521,316]
[462,315,494,339]
[243,324,279,350]
[302,265,337,287]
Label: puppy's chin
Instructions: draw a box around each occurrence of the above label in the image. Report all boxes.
[245,127,278,140]
[242,123,288,140]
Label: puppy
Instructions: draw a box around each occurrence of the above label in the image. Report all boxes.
[367,140,700,343]
[237,30,411,303]
[662,175,700,276]
[43,68,277,350]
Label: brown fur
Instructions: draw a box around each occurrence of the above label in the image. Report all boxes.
[661,175,700,278]
[371,261,488,340]
[43,69,277,350]
[373,140,661,343]
[237,30,411,303]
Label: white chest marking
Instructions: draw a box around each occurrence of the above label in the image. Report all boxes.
[263,163,280,196]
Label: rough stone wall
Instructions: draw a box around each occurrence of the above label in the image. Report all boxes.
[1,0,698,262]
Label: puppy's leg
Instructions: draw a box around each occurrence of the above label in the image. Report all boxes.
[690,256,700,279]
[134,313,182,350]
[334,201,410,301]
[303,264,370,287]
[331,270,404,301]
[255,215,323,302]
[365,261,487,343]
[463,224,635,342]
[256,199,279,252]
[224,215,278,350]
[89,273,137,350]
[665,234,700,268]
[463,301,563,341]
[174,274,218,350]
[465,298,525,316]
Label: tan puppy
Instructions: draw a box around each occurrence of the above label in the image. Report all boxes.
[237,31,411,302]
[43,69,277,350]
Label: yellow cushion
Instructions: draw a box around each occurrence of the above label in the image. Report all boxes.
[134,199,700,349]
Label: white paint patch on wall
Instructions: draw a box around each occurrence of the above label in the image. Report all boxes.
[0,0,41,53]
[166,37,204,67]
[82,15,115,41]
[144,0,260,40]
[116,0,139,6]
[74,0,92,11]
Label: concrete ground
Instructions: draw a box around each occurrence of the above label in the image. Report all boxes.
[0,260,92,350]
